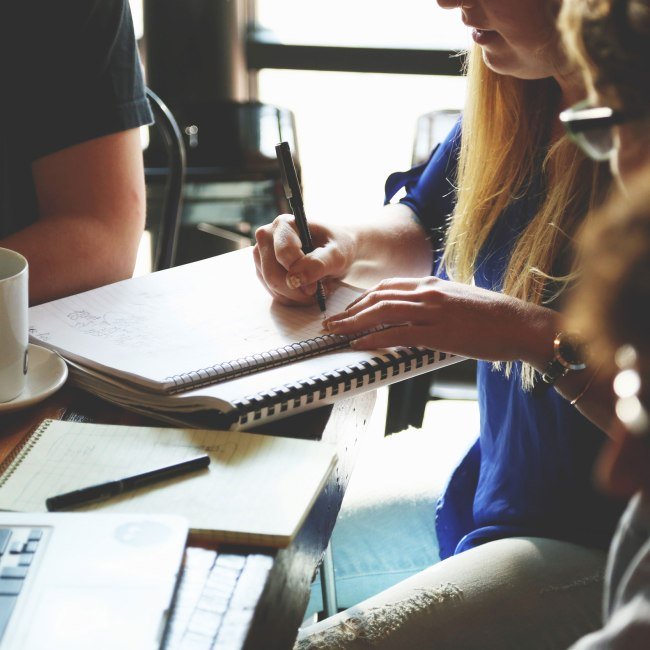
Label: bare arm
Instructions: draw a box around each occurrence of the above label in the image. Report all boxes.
[345,203,435,286]
[1,129,146,305]
[324,276,616,435]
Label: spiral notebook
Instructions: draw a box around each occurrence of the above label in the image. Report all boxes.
[29,248,459,429]
[0,419,337,547]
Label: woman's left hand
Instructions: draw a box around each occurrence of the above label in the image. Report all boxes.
[323,277,556,364]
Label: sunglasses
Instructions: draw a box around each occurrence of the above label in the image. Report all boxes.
[613,345,649,438]
[559,100,641,161]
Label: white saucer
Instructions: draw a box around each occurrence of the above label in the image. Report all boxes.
[0,344,68,413]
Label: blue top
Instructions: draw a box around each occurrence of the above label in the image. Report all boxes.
[385,121,622,559]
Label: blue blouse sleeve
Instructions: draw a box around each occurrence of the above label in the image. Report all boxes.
[384,119,462,275]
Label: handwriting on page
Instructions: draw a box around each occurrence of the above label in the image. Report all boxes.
[29,250,363,383]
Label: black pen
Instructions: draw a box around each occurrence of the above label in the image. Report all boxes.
[45,453,211,511]
[275,141,327,312]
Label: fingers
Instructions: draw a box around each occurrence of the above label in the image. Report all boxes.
[349,325,433,350]
[325,278,435,327]
[254,215,313,305]
[272,215,305,271]
[253,245,304,305]
[284,243,344,301]
[345,278,426,310]
[325,297,440,336]
[254,214,350,306]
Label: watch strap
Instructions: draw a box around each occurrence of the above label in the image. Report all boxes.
[542,359,568,385]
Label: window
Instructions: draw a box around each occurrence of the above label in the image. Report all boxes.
[255,1,469,220]
[135,0,469,226]
[255,0,467,50]
[258,70,465,219]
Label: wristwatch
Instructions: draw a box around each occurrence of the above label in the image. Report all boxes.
[541,332,587,385]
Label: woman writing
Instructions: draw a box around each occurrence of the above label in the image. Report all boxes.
[256,1,622,647]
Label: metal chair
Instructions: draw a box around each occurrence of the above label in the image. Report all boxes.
[144,87,186,272]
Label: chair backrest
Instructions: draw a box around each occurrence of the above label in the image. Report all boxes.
[144,87,186,272]
[411,109,461,166]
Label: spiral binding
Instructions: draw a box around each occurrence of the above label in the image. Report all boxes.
[0,419,52,489]
[232,348,448,426]
[165,332,353,393]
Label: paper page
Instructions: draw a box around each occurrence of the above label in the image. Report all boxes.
[29,248,362,389]
[0,420,336,545]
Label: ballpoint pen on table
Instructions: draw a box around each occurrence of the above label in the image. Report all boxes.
[275,141,327,313]
[45,453,211,511]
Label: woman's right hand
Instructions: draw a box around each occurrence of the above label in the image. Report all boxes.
[253,214,357,306]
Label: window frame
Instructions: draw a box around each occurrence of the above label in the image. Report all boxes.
[246,27,464,76]
[245,0,465,78]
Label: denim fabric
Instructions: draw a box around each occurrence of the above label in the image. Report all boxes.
[304,401,478,619]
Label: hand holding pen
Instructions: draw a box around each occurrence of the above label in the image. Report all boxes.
[275,142,327,312]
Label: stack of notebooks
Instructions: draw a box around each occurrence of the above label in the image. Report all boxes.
[0,419,337,547]
[29,248,459,430]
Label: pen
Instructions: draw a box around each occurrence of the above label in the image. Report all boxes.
[45,453,211,511]
[275,141,327,312]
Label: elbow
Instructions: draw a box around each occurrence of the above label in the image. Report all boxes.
[97,189,147,284]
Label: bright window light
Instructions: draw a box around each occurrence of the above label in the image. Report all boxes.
[257,1,468,223]
[256,0,469,49]
[258,70,466,224]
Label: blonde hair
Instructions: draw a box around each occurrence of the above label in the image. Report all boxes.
[441,47,609,389]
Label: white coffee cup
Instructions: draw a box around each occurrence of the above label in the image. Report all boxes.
[0,248,29,402]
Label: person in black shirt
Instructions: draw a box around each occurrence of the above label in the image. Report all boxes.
[0,0,153,303]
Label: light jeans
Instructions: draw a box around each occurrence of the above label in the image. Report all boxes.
[295,537,607,650]
[306,403,480,619]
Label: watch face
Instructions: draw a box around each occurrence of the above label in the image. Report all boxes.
[557,334,587,369]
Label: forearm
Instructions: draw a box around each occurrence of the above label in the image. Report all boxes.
[1,210,143,305]
[345,203,434,286]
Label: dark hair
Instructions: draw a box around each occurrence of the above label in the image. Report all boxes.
[561,0,650,111]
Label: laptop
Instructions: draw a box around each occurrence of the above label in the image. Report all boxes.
[0,512,188,650]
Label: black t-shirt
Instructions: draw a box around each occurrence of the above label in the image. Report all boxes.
[0,0,153,238]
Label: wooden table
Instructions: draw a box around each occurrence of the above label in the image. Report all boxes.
[0,385,377,650]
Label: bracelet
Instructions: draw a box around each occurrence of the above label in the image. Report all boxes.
[570,365,601,406]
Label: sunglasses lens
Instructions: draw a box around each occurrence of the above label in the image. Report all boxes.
[573,129,613,161]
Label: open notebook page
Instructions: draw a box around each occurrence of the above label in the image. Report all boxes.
[29,248,363,391]
[0,420,337,547]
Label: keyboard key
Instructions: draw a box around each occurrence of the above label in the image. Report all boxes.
[9,542,23,555]
[187,608,223,637]
[27,529,42,542]
[24,541,38,554]
[196,592,229,616]
[1,567,28,579]
[229,556,272,606]
[0,530,11,556]
[0,595,18,640]
[0,579,22,596]
[17,555,32,567]
[213,555,246,571]
[177,631,214,650]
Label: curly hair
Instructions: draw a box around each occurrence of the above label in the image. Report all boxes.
[560,0,650,111]
[569,176,650,368]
